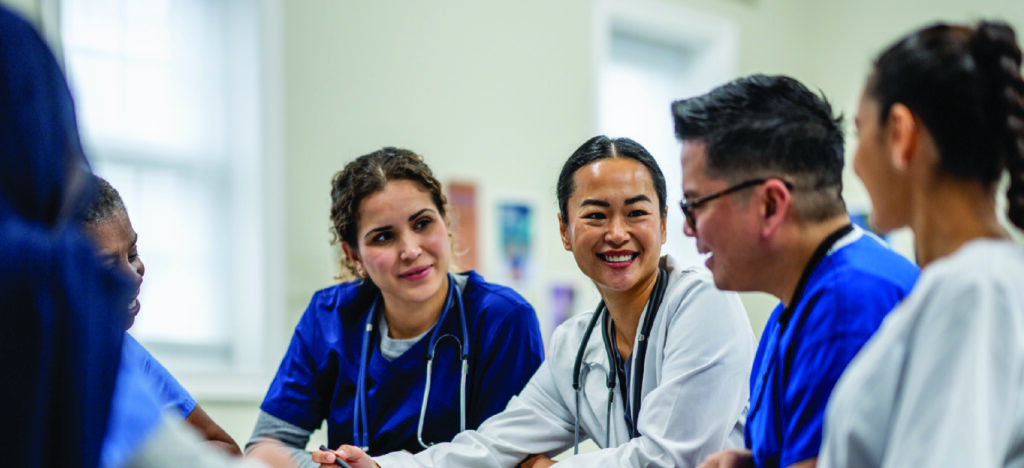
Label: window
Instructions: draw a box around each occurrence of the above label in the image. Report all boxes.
[60,0,283,395]
[597,0,737,268]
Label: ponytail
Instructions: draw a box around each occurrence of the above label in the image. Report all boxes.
[972,22,1024,229]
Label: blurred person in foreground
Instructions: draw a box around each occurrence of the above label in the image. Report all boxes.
[820,20,1024,467]
[0,6,291,468]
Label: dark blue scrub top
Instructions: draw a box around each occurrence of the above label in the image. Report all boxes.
[746,230,919,468]
[261,271,544,455]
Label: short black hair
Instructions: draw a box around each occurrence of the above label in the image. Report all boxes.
[557,135,667,222]
[82,176,126,224]
[671,74,846,221]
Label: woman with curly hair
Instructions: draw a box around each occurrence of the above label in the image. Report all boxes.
[248,148,544,467]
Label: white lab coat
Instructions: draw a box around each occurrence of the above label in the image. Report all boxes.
[376,255,755,467]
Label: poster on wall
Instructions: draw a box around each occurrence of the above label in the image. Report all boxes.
[548,283,576,341]
[496,200,535,290]
[447,181,478,272]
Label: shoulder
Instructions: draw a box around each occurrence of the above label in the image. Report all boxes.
[924,239,1024,287]
[662,255,719,299]
[301,280,376,323]
[121,333,154,365]
[291,280,375,346]
[801,232,918,321]
[307,280,370,309]
[905,240,1024,328]
[657,256,754,353]
[660,254,746,323]
[816,230,919,296]
[461,270,536,318]
[547,311,600,361]
[784,233,916,350]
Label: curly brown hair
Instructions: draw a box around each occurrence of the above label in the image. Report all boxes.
[330,147,448,279]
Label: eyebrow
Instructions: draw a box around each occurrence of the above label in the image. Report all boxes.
[625,195,652,205]
[579,199,610,208]
[408,208,432,221]
[579,195,652,208]
[363,208,436,240]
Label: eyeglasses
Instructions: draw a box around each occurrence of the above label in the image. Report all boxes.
[679,178,792,230]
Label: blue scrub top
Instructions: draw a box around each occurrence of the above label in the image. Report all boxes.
[122,333,197,418]
[100,346,167,468]
[745,229,919,468]
[261,270,544,455]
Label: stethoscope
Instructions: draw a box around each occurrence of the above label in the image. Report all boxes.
[571,268,668,454]
[353,272,469,451]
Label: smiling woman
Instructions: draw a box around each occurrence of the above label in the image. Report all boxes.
[82,176,243,457]
[341,179,453,333]
[247,147,544,466]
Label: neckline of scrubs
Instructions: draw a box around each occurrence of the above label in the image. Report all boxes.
[747,223,854,419]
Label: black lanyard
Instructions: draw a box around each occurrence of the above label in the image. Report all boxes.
[778,223,854,327]
[746,223,855,420]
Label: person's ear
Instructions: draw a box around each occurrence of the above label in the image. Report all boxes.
[659,209,667,245]
[341,242,364,276]
[558,213,572,251]
[760,179,791,238]
[887,103,919,171]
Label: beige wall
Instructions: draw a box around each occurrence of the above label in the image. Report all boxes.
[278,0,819,351]
[258,0,1024,447]
[281,0,596,325]
[1,0,37,23]
[274,0,1023,365]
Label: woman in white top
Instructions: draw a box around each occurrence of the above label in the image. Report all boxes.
[820,21,1024,467]
[313,135,755,467]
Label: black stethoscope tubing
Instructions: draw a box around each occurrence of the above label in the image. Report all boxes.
[571,267,668,453]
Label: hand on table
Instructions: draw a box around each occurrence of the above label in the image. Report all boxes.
[698,448,755,468]
[518,453,557,468]
[312,445,378,468]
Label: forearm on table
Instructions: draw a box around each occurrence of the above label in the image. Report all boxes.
[185,404,243,456]
[245,410,319,468]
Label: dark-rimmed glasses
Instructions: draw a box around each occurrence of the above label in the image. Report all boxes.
[679,178,792,230]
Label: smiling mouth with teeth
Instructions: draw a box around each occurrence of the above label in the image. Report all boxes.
[598,252,638,263]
